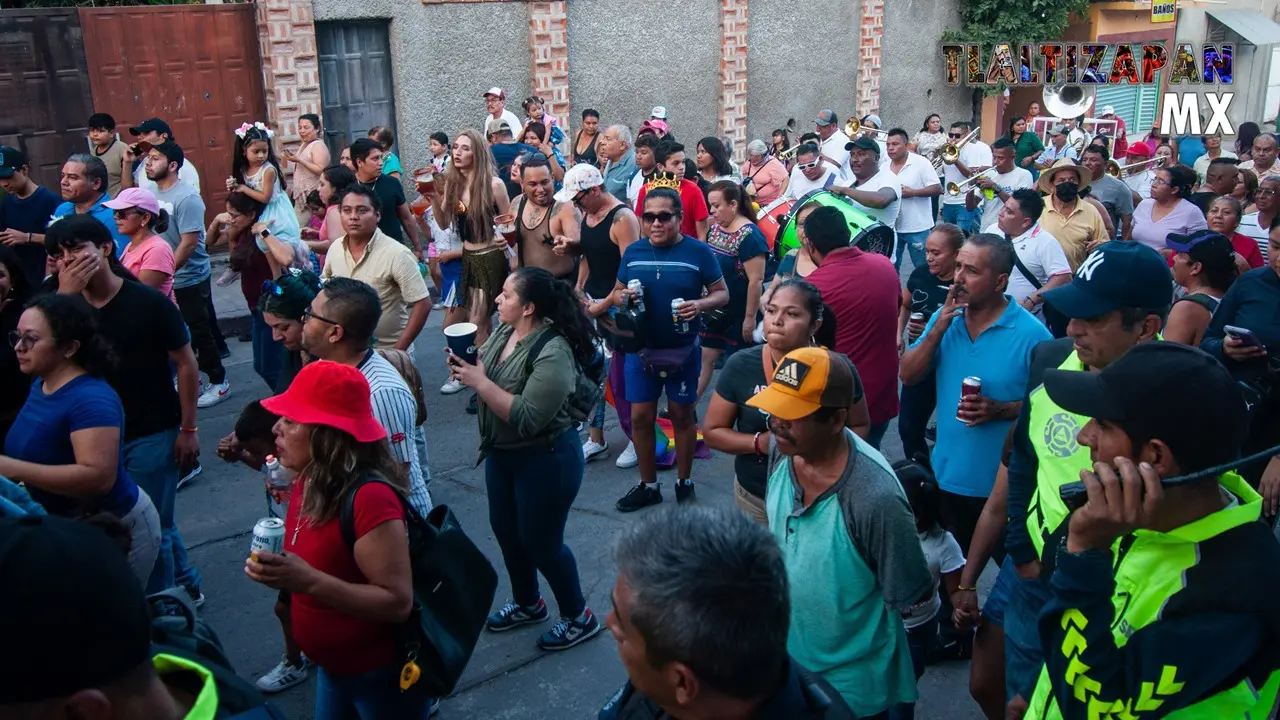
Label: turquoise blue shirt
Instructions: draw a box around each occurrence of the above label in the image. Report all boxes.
[767,429,932,716]
[381,151,403,177]
[51,192,130,259]
[911,296,1051,497]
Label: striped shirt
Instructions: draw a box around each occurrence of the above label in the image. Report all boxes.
[359,351,432,516]
[1240,212,1273,263]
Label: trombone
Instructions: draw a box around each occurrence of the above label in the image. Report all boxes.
[845,117,889,141]
[936,126,980,169]
[1105,156,1165,178]
[946,168,996,199]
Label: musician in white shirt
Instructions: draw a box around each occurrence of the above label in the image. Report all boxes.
[885,129,941,270]
[783,142,837,201]
[828,137,901,245]
[940,121,992,235]
[966,137,1034,230]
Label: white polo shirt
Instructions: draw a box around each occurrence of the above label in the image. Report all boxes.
[891,152,941,234]
[942,141,993,206]
[984,222,1071,304]
[977,167,1035,230]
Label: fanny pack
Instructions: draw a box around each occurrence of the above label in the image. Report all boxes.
[638,344,697,377]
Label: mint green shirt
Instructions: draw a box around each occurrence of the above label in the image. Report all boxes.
[766,429,932,716]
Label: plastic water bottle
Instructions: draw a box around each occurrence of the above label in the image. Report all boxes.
[263,455,294,519]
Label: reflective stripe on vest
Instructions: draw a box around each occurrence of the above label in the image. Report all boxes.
[1025,349,1092,560]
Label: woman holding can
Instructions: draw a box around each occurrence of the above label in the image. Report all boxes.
[245,360,436,717]
[447,267,605,652]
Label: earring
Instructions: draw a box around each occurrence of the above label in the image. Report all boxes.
[810,335,817,347]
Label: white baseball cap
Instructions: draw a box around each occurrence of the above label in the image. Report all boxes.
[483,87,505,99]
[555,163,605,203]
[1100,105,1116,116]
[651,106,668,120]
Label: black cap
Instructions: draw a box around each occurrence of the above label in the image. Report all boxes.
[845,136,881,155]
[149,140,185,168]
[1041,241,1173,319]
[0,514,151,703]
[0,146,27,178]
[129,117,172,138]
[1166,229,1236,268]
[1043,343,1247,475]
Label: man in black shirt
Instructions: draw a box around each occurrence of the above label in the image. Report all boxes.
[45,214,204,600]
[897,222,962,461]
[599,506,853,720]
[347,138,422,258]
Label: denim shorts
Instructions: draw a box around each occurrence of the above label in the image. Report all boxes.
[623,346,701,405]
[1004,561,1055,702]
[981,555,1016,628]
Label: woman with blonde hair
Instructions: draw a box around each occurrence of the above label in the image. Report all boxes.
[434,129,512,351]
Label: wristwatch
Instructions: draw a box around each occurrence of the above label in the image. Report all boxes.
[259,228,271,239]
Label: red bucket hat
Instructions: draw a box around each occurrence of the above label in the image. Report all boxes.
[261,361,386,443]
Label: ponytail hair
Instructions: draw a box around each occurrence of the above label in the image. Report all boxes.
[891,458,942,533]
[149,208,170,235]
[511,267,599,367]
[708,180,758,223]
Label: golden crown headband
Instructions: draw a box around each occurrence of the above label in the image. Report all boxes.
[646,172,681,192]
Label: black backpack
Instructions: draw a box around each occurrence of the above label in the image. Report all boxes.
[525,329,606,423]
[147,589,285,719]
[340,479,498,697]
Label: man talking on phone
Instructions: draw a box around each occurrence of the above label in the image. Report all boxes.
[1001,241,1171,716]
[1020,342,1280,719]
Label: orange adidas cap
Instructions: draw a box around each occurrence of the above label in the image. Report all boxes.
[746,347,857,421]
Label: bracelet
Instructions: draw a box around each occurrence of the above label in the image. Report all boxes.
[27,232,32,244]
[180,427,198,433]
[752,432,763,456]
[957,585,977,592]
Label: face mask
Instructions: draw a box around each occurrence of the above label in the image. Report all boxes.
[1055,182,1079,203]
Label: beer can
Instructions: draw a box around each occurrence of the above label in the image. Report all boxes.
[957,377,982,424]
[671,298,688,332]
[627,279,645,311]
[909,312,925,323]
[251,517,285,557]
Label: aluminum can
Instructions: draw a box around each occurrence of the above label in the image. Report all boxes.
[961,376,982,397]
[671,298,688,332]
[909,312,925,324]
[251,517,285,557]
[627,279,645,312]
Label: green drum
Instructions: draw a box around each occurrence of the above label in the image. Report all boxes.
[774,189,895,261]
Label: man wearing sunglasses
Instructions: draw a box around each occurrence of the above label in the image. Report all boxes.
[782,143,836,202]
[940,121,992,236]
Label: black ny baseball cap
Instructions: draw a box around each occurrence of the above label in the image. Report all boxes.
[129,117,172,138]
[1043,342,1247,474]
[0,146,27,178]
[1041,241,1173,320]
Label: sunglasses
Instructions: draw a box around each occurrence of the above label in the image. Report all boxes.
[797,159,821,170]
[641,211,677,225]
[948,133,963,139]
[112,208,141,219]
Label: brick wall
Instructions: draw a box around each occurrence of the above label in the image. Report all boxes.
[528,2,571,130]
[720,0,748,163]
[255,0,322,162]
[857,0,884,119]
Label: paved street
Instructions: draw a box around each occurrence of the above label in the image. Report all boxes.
[190,259,991,719]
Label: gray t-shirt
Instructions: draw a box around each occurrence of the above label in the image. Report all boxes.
[1088,174,1135,238]
[153,181,208,289]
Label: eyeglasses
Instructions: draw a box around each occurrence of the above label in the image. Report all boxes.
[797,159,821,170]
[301,307,340,326]
[1258,188,1278,197]
[641,211,677,225]
[8,331,39,350]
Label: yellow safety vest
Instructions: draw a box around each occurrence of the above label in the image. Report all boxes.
[1024,349,1092,561]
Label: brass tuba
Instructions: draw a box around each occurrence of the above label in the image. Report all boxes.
[1042,79,1096,124]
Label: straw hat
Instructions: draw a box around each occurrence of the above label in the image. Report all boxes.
[1036,158,1091,195]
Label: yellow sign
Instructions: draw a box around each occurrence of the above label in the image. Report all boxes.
[1151,0,1176,23]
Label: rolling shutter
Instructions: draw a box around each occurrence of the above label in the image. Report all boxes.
[1092,45,1161,137]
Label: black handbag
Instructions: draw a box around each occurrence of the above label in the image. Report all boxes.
[341,478,498,696]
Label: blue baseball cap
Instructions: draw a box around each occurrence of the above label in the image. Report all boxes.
[1041,241,1173,319]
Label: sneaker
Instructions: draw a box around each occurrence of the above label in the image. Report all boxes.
[675,480,696,503]
[197,381,231,408]
[177,464,202,490]
[582,439,609,462]
[466,392,479,415]
[255,655,309,693]
[185,585,205,608]
[537,610,604,651]
[218,344,231,360]
[440,377,465,395]
[215,268,241,287]
[615,482,662,513]
[615,441,638,469]
[486,598,549,632]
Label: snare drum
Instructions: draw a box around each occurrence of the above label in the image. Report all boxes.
[755,197,795,251]
[774,189,896,260]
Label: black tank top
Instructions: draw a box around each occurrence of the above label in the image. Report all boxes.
[581,204,626,300]
[574,131,599,166]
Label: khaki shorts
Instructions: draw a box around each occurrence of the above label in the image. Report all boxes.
[733,476,768,526]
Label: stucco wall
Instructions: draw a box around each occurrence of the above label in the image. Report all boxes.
[564,0,721,147]
[745,0,861,145]
[880,0,974,132]
[311,0,531,179]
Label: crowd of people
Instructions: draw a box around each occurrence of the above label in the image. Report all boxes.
[1,86,1280,720]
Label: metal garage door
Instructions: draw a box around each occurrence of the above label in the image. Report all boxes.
[315,21,397,156]
[1094,45,1161,138]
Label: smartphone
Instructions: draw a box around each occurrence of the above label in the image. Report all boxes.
[1224,325,1262,348]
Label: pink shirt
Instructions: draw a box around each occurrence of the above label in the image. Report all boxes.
[120,235,177,303]
[1131,198,1208,253]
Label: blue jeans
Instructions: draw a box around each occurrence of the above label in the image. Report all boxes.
[251,310,284,391]
[894,229,931,272]
[888,614,940,720]
[124,429,202,594]
[484,428,586,618]
[314,664,435,720]
[898,376,937,463]
[1004,564,1054,703]
[940,203,980,235]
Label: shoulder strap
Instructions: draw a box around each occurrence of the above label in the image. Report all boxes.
[340,475,414,549]
[1180,293,1220,314]
[1011,247,1043,290]
[523,328,560,378]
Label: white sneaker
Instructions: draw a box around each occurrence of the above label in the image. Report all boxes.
[615,441,638,469]
[177,464,202,490]
[440,377,466,395]
[197,381,231,408]
[255,655,309,693]
[215,268,240,287]
[583,439,609,462]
